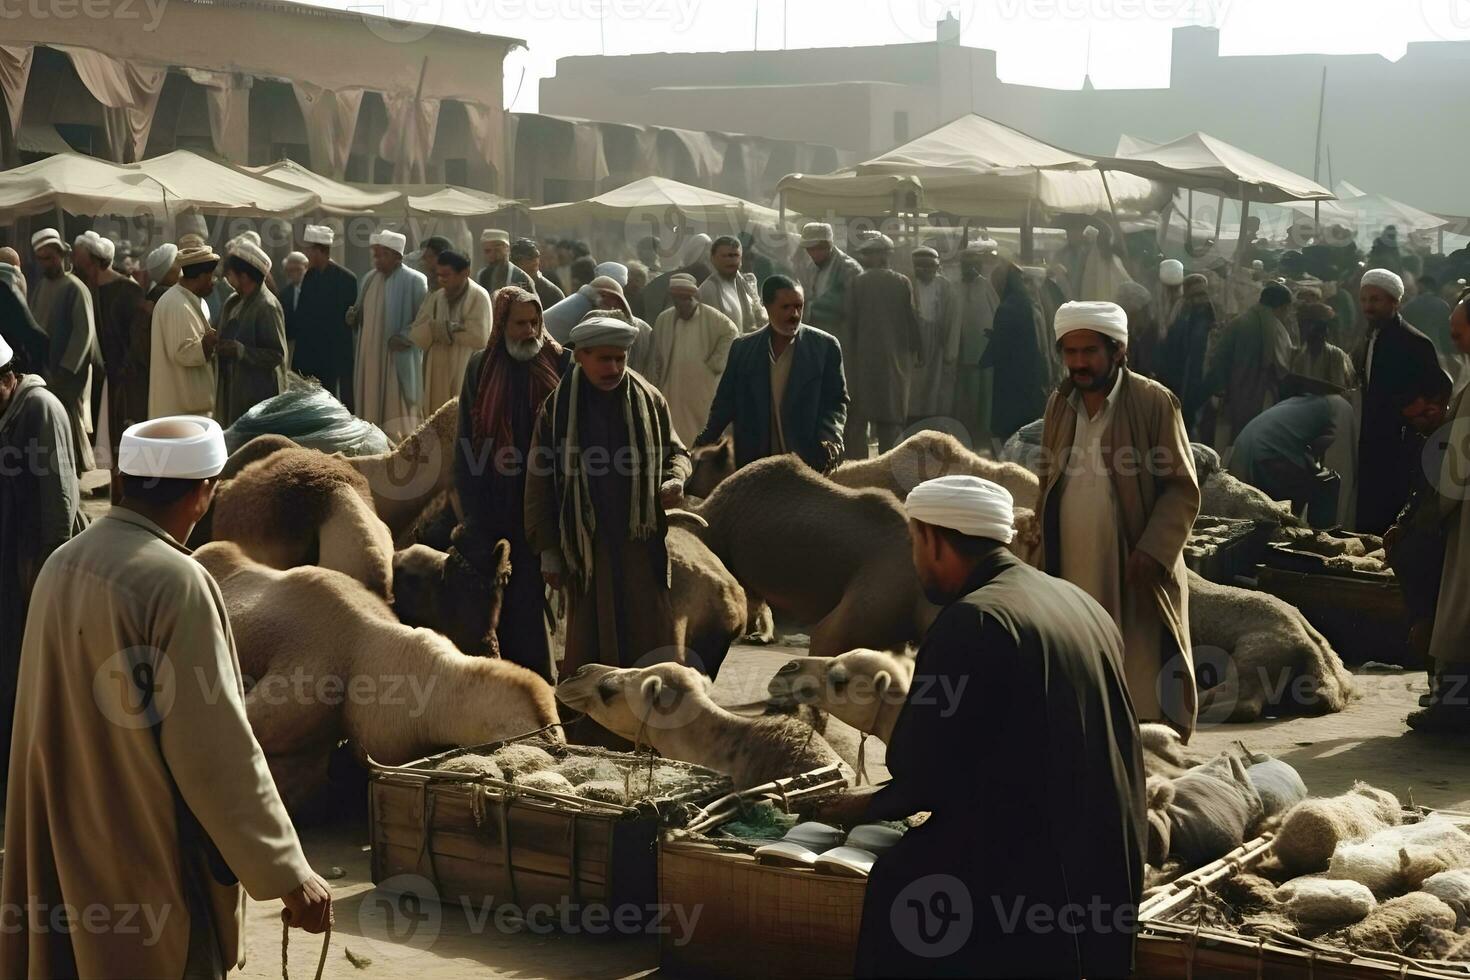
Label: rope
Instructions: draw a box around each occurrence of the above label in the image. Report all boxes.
[280,912,330,980]
[855,732,869,787]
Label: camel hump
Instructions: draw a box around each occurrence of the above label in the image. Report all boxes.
[192,540,251,580]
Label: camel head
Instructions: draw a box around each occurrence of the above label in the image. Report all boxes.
[554,662,715,744]
[392,539,511,657]
[685,434,735,500]
[765,649,914,743]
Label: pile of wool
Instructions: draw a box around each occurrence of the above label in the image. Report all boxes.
[491,743,557,777]
[554,756,624,786]
[1343,892,1457,951]
[576,780,632,806]
[1273,783,1401,874]
[1147,753,1263,867]
[622,763,710,799]
[516,769,577,795]
[1421,869,1470,927]
[1242,752,1308,819]
[1274,877,1377,926]
[1217,872,1279,912]
[1328,816,1470,895]
[1201,471,1298,525]
[1410,926,1470,961]
[434,754,505,780]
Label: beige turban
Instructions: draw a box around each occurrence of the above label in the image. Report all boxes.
[30,228,63,253]
[1054,301,1128,345]
[570,314,639,350]
[1361,268,1405,300]
[905,475,1015,544]
[668,273,699,297]
[800,222,833,246]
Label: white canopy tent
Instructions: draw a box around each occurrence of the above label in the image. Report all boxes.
[530,175,790,228]
[246,159,406,216]
[0,152,168,220]
[1096,131,1334,205]
[131,150,318,217]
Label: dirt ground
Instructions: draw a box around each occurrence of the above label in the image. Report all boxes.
[236,644,1465,980]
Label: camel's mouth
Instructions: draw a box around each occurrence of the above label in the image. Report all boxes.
[554,664,615,711]
[766,661,820,707]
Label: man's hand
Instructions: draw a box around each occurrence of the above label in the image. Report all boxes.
[201,329,220,357]
[387,334,413,351]
[659,479,685,509]
[805,786,881,827]
[1383,524,1401,557]
[215,338,243,359]
[543,571,562,592]
[345,305,360,329]
[281,872,333,934]
[1126,550,1166,590]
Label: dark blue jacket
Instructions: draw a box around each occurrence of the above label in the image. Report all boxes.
[695,323,848,472]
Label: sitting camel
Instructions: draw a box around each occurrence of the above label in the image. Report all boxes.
[392,534,510,657]
[1188,570,1353,723]
[195,542,559,814]
[555,663,851,790]
[210,446,396,598]
[830,430,1039,508]
[666,526,748,677]
[342,397,461,546]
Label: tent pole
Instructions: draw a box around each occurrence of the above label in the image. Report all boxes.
[1235,191,1251,269]
[1099,169,1132,280]
[1021,200,1034,264]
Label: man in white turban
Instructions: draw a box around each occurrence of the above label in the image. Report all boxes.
[843,233,921,457]
[1037,300,1201,738]
[1353,266,1443,533]
[646,271,738,444]
[409,248,492,416]
[74,230,147,467]
[29,227,98,475]
[477,227,533,294]
[1155,258,1185,335]
[524,312,693,701]
[907,246,960,422]
[351,229,427,441]
[797,221,863,354]
[813,472,1145,979]
[1,415,332,979]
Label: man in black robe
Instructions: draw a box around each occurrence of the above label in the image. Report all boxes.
[454,286,569,681]
[817,474,1146,979]
[1354,268,1443,534]
[291,225,359,410]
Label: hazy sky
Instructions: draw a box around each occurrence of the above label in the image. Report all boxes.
[319,0,1469,111]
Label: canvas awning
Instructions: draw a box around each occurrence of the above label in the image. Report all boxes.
[246,159,405,216]
[775,171,921,216]
[530,176,788,227]
[1096,131,1333,204]
[350,182,522,218]
[133,150,319,217]
[0,152,166,219]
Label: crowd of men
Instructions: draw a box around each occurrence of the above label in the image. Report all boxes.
[1,208,1468,977]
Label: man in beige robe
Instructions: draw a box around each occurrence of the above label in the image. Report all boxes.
[28,228,97,474]
[1,415,331,979]
[1037,301,1201,739]
[410,249,492,416]
[647,273,738,444]
[351,229,427,442]
[906,246,959,423]
[148,243,221,419]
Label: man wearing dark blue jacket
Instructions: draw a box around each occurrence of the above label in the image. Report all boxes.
[693,274,848,474]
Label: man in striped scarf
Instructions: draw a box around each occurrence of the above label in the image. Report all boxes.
[524,314,691,708]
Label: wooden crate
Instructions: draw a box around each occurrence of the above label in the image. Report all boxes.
[1137,814,1470,979]
[1255,565,1410,666]
[658,834,866,980]
[368,736,731,921]
[1189,516,1275,584]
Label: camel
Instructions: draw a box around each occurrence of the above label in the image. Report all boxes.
[210,447,396,598]
[554,663,851,789]
[195,542,559,814]
[392,537,510,657]
[672,455,940,658]
[666,525,747,677]
[342,397,461,545]
[1200,469,1302,526]
[1188,570,1354,723]
[830,430,1040,509]
[186,434,298,547]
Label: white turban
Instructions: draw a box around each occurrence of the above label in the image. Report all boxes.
[570,314,639,350]
[1361,267,1405,300]
[1054,301,1128,345]
[594,261,629,287]
[1159,259,1184,286]
[800,222,833,246]
[145,243,178,280]
[229,240,271,276]
[481,228,510,244]
[302,224,334,247]
[30,228,63,253]
[0,333,12,368]
[370,229,406,255]
[905,475,1015,544]
[682,234,712,266]
[74,230,115,263]
[118,416,227,480]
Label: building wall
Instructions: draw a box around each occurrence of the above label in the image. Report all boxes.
[540,26,1469,214]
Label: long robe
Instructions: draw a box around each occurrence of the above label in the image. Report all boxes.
[696,271,761,334]
[354,264,427,443]
[29,272,96,474]
[907,274,959,419]
[797,247,863,349]
[1038,367,1201,738]
[455,345,572,682]
[844,267,921,427]
[0,273,47,377]
[410,279,493,417]
[524,371,691,684]
[1205,303,1294,448]
[856,549,1145,979]
[476,259,533,295]
[148,282,217,419]
[1,508,311,979]
[647,302,738,444]
[92,275,148,462]
[215,286,287,427]
[0,374,83,791]
[1290,342,1357,390]
[953,274,998,448]
[289,261,358,408]
[1353,314,1442,534]
[1430,386,1470,666]
[979,289,1047,441]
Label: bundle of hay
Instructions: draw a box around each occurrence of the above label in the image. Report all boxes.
[554,756,624,786]
[516,769,576,795]
[1421,869,1470,927]
[1201,470,1299,526]
[1327,816,1470,895]
[491,743,557,777]
[1274,878,1377,926]
[576,780,632,805]
[433,754,505,780]
[1273,784,1402,874]
[1343,892,1457,950]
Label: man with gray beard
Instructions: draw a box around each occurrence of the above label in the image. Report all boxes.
[454,286,570,680]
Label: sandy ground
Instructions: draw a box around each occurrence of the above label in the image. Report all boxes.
[235,644,1464,980]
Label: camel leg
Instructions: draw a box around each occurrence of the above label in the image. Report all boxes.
[742,598,776,644]
[808,588,909,659]
[317,486,395,598]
